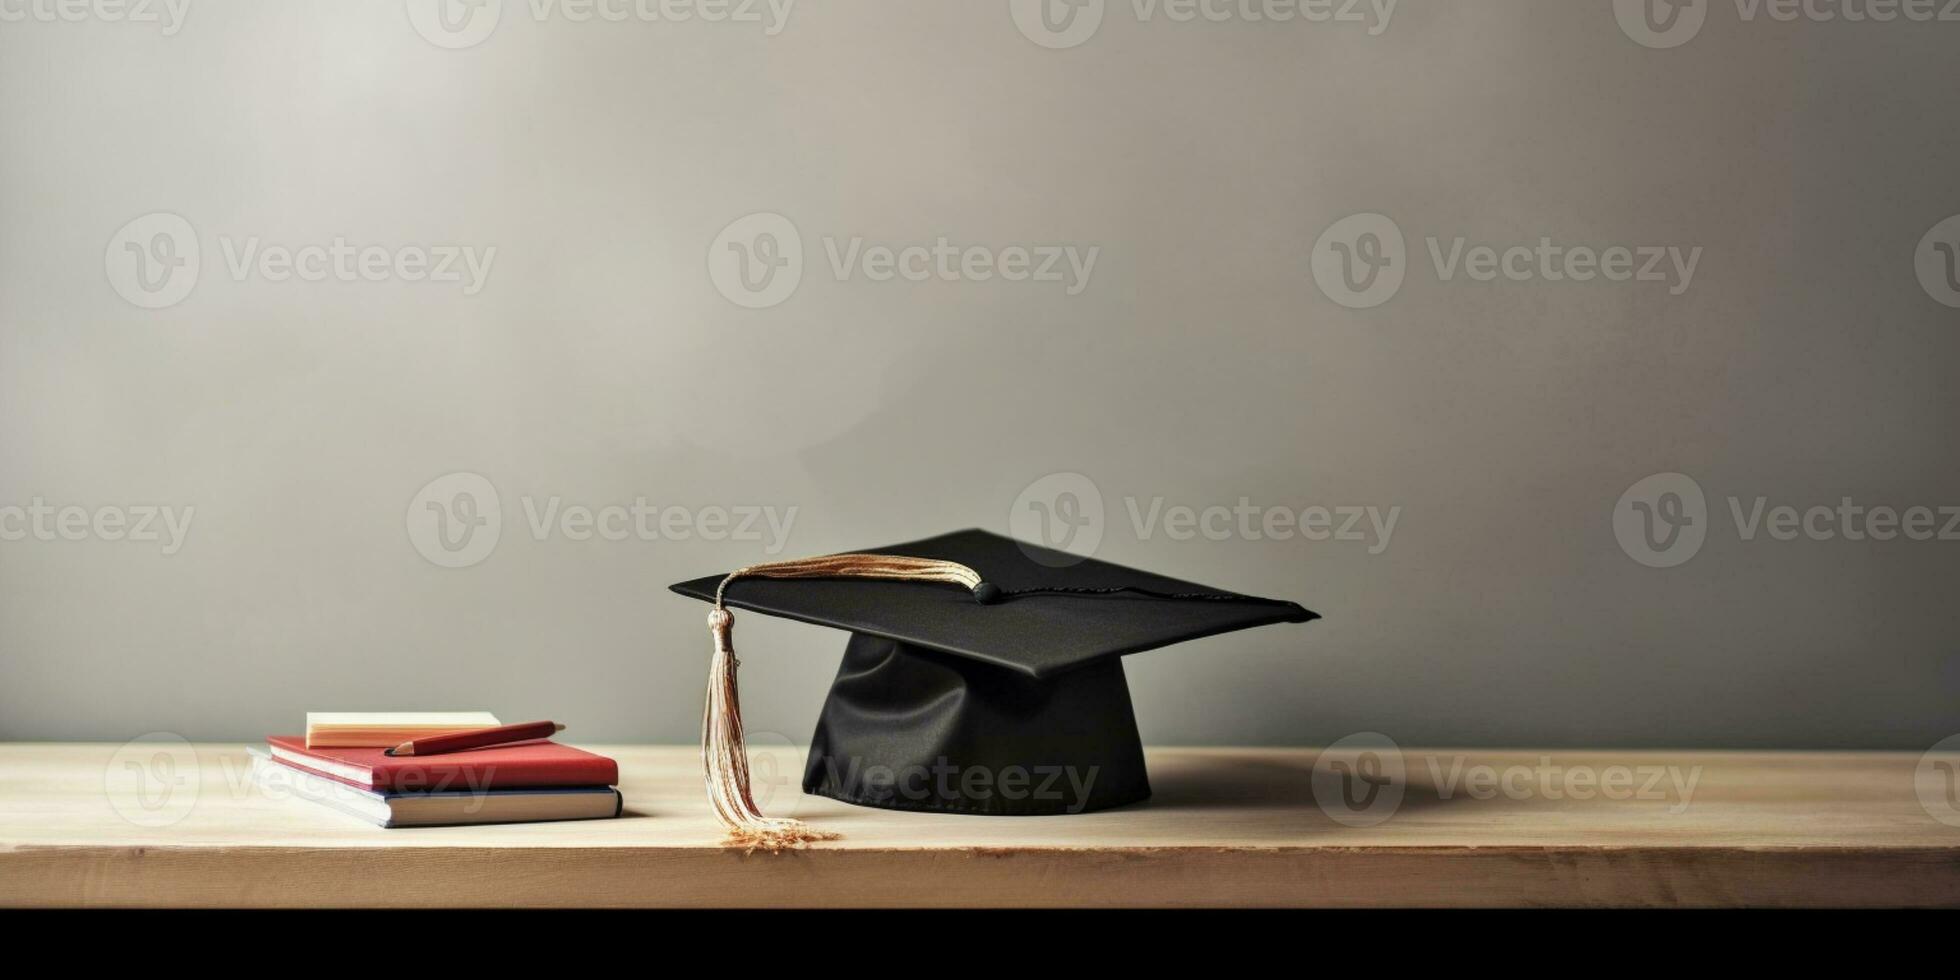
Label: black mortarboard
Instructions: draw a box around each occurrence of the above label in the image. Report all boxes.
[672,529,1317,847]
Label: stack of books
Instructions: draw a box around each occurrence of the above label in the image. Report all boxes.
[252,712,622,828]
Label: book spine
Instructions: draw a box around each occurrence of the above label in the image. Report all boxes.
[266,754,380,791]
[374,759,619,791]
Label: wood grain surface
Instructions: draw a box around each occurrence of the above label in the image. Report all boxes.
[4,743,1957,907]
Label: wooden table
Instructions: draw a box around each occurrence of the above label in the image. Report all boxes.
[4,743,1957,907]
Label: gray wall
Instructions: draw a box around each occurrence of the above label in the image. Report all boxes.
[2,1,1955,748]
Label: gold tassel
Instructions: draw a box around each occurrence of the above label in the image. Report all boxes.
[701,553,987,850]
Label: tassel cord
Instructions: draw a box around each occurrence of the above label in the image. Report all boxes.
[701,554,985,850]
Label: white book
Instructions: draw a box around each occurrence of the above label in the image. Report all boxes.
[249,752,621,828]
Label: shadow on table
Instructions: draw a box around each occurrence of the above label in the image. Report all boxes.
[1141,753,1455,815]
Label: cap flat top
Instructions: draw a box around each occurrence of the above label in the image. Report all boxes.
[670,529,1318,679]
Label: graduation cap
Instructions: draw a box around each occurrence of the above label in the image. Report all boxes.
[672,529,1318,849]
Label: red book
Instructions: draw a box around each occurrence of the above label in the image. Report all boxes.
[265,735,617,792]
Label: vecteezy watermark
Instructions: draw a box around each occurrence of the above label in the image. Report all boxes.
[809,754,1104,814]
[406,471,504,568]
[0,498,194,555]
[1612,0,1711,47]
[1426,754,1702,815]
[1615,0,1960,49]
[244,749,506,816]
[406,0,502,48]
[104,212,200,310]
[1010,0,1396,50]
[214,237,495,296]
[1010,471,1399,566]
[738,729,807,818]
[1917,734,1960,827]
[104,733,201,828]
[1613,472,1708,568]
[0,0,190,34]
[708,210,1100,309]
[105,212,495,310]
[1312,732,1406,827]
[1311,212,1703,309]
[1614,471,1960,568]
[406,471,799,568]
[406,0,796,50]
[1313,734,1705,828]
[1916,213,1960,309]
[1009,472,1106,565]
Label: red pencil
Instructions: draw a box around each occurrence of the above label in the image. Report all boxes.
[388,720,565,757]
